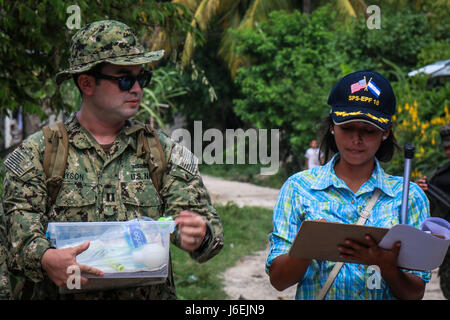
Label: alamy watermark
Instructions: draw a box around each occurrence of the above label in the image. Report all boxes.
[172,121,280,175]
[66,5,81,30]
[66,265,81,290]
[366,5,381,30]
[366,265,382,290]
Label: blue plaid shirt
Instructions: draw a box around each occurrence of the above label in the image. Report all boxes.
[266,154,431,300]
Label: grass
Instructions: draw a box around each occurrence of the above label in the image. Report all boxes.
[170,203,273,300]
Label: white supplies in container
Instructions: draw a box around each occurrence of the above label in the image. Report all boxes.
[45,218,176,293]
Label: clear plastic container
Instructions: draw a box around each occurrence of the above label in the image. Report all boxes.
[46,219,175,293]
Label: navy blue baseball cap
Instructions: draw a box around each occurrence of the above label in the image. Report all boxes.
[328,70,396,131]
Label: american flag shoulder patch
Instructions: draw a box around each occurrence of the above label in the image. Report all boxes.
[172,143,199,175]
[3,147,34,177]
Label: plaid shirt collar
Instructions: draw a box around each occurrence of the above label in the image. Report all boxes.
[310,153,395,198]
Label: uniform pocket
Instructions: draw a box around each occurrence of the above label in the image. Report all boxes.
[51,182,96,222]
[121,180,162,220]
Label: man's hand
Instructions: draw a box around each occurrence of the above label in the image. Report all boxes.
[175,210,207,252]
[41,241,104,287]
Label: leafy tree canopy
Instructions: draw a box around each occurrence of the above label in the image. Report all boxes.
[231,3,448,169]
[0,0,197,118]
[233,7,344,162]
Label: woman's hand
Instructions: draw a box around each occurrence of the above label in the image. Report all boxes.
[337,235,425,299]
[337,234,401,269]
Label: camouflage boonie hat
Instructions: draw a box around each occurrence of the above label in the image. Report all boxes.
[56,20,164,85]
[440,123,450,148]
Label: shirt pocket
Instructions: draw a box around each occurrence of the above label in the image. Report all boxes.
[302,200,345,223]
[120,180,162,220]
[51,182,96,222]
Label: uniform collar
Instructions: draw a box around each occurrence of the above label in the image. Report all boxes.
[311,153,395,197]
[65,112,137,150]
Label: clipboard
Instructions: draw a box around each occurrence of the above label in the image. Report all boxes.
[288,220,389,264]
[288,219,450,271]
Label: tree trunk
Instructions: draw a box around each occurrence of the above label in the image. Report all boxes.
[23,113,41,138]
[303,0,311,15]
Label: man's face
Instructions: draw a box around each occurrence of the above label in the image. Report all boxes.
[90,64,144,121]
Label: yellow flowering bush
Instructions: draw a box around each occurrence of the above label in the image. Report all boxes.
[388,101,450,178]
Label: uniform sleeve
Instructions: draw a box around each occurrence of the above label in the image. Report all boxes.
[266,177,302,274]
[159,135,224,263]
[426,163,450,219]
[0,204,12,300]
[2,134,52,283]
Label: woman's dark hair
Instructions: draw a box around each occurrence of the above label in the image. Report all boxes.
[319,115,400,163]
[72,62,107,94]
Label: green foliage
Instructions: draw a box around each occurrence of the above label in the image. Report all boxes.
[232,7,344,164]
[0,0,196,118]
[336,6,435,75]
[386,79,450,178]
[418,0,450,41]
[417,41,450,67]
[231,3,448,175]
[173,39,244,132]
[171,203,273,300]
[59,80,82,114]
[135,66,188,132]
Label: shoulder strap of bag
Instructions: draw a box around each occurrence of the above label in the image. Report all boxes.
[42,122,69,207]
[42,121,167,206]
[128,123,167,194]
[140,126,167,194]
[315,189,382,300]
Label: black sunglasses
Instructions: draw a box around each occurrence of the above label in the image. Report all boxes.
[92,69,152,91]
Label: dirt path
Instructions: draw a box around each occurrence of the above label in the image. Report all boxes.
[201,175,446,300]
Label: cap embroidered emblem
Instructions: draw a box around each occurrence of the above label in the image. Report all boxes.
[350,78,366,94]
[367,80,381,98]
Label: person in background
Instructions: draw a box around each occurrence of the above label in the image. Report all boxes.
[304,139,321,170]
[415,123,450,299]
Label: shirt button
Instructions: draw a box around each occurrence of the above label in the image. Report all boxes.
[358,290,362,295]
[351,199,355,204]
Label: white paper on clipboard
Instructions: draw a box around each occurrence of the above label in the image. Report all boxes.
[378,217,450,271]
[289,217,450,271]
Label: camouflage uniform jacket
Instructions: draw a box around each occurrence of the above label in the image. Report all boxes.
[427,161,450,299]
[0,205,12,300]
[2,113,224,299]
[427,161,450,221]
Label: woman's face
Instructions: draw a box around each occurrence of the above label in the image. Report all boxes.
[332,121,389,168]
